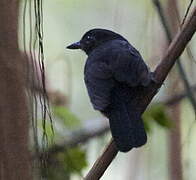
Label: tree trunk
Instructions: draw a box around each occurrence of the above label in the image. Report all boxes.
[0,1,32,179]
[168,103,183,180]
[166,1,183,180]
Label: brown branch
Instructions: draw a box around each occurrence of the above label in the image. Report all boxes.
[85,139,118,180]
[181,0,194,27]
[153,0,196,118]
[166,84,196,106]
[84,7,196,180]
[43,121,109,155]
[154,7,196,84]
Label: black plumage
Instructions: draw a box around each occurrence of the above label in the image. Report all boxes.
[67,29,152,152]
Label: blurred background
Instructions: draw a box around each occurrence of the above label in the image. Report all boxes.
[19,0,196,179]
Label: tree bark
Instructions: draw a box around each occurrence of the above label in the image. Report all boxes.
[166,1,183,179]
[0,1,32,179]
[168,103,183,180]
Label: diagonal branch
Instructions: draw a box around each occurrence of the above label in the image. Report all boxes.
[152,0,196,119]
[153,7,196,84]
[85,139,118,180]
[84,7,196,180]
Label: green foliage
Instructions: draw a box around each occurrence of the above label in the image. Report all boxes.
[61,147,88,174]
[39,106,86,179]
[53,106,81,129]
[43,147,87,180]
[143,103,173,133]
[38,106,81,144]
[143,119,152,133]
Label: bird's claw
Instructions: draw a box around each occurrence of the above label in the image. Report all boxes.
[149,72,163,87]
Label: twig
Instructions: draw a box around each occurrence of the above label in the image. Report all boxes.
[181,0,194,27]
[43,121,109,155]
[166,84,196,106]
[84,7,196,180]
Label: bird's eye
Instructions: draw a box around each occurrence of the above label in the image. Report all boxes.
[84,35,95,45]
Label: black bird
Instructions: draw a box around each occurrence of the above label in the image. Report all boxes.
[67,29,153,152]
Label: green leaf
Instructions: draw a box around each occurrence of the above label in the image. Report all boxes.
[42,147,87,179]
[53,106,81,129]
[58,147,88,174]
[143,103,173,129]
[143,119,152,133]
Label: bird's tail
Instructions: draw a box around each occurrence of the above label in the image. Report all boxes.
[105,87,147,152]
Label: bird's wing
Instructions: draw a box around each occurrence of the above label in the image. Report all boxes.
[84,59,114,111]
[111,43,151,87]
[85,60,112,79]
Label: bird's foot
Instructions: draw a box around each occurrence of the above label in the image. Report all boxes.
[150,72,163,86]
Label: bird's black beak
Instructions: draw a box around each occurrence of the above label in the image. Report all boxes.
[67,41,81,49]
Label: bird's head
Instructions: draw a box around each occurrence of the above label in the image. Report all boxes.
[67,28,125,55]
